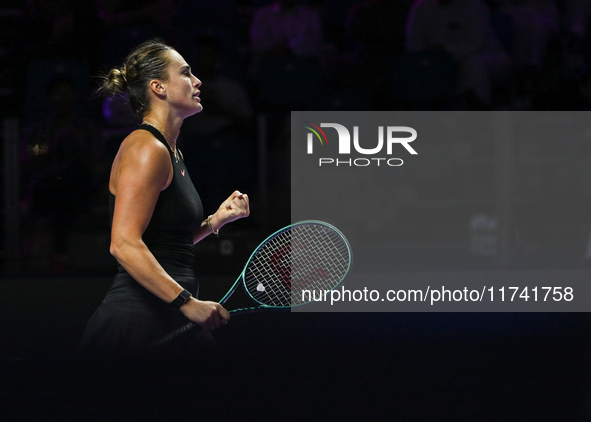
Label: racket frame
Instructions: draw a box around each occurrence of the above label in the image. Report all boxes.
[153,220,352,346]
[221,220,352,312]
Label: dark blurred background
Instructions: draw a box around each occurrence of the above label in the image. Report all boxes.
[2,0,591,420]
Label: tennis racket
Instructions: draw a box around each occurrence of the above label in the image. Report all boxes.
[154,220,352,346]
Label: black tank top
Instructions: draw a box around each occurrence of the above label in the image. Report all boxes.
[109,124,203,275]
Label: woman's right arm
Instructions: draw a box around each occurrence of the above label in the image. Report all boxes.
[109,131,229,330]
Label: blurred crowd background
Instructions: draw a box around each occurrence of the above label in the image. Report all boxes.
[2,1,591,420]
[3,0,591,276]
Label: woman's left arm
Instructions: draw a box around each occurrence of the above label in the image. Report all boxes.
[193,190,250,244]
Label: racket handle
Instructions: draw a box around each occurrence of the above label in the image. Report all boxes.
[153,307,276,347]
[152,322,196,348]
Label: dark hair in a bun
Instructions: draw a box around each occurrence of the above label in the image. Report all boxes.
[97,39,173,117]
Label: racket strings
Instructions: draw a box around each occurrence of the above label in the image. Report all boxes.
[243,223,350,307]
[246,231,292,306]
[290,225,349,297]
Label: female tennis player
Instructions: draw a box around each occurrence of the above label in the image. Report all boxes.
[79,39,250,357]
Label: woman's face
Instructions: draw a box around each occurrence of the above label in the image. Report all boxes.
[162,49,202,118]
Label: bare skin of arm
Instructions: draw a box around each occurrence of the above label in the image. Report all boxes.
[109,130,229,331]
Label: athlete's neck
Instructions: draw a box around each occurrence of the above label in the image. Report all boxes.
[142,111,182,151]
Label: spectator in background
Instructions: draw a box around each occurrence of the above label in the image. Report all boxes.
[496,0,559,70]
[183,36,254,139]
[250,0,322,58]
[181,35,255,211]
[564,0,590,42]
[406,0,512,106]
[99,0,175,67]
[20,76,102,273]
[348,0,409,75]
[563,0,591,69]
[99,0,174,35]
[249,0,323,76]
[18,0,102,66]
[346,0,411,108]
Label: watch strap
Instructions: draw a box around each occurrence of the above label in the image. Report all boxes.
[171,289,192,309]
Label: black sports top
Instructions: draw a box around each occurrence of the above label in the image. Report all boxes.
[109,124,203,276]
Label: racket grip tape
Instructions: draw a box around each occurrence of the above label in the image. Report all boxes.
[153,307,262,347]
[152,322,196,348]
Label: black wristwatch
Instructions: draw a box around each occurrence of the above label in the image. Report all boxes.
[171,289,192,309]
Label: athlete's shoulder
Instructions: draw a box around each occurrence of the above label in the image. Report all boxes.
[121,128,169,159]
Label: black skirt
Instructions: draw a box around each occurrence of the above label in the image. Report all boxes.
[78,272,214,359]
